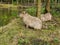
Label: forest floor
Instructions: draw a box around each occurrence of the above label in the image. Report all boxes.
[0,17,60,45]
[0,3,60,45]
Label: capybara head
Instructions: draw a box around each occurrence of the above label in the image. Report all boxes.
[19,11,26,18]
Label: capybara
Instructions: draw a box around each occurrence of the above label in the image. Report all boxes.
[41,13,52,22]
[19,11,42,30]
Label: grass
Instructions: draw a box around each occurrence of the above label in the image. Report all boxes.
[0,8,18,26]
[0,18,60,45]
[0,4,60,45]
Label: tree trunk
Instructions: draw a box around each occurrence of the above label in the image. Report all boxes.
[45,0,50,13]
[54,0,57,8]
[36,0,41,18]
[1,0,2,3]
[34,0,36,5]
[12,0,13,4]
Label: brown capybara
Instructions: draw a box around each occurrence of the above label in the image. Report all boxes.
[19,11,42,30]
[41,13,52,22]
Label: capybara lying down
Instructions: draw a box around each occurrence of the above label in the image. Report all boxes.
[19,11,42,30]
[41,13,52,22]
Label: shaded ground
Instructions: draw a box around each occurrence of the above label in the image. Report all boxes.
[0,18,60,45]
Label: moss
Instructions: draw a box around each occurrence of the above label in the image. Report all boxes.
[0,18,60,45]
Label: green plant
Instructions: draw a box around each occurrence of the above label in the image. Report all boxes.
[53,38,59,42]
[0,9,18,26]
[18,38,30,45]
[26,7,36,16]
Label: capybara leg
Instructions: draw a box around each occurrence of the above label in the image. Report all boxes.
[26,25,29,28]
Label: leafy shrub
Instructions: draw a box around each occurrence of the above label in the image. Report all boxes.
[0,8,18,26]
[26,7,37,16]
[51,9,60,17]
[18,38,30,45]
[41,7,45,14]
[26,7,45,16]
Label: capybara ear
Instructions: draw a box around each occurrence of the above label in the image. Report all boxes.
[22,11,26,14]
